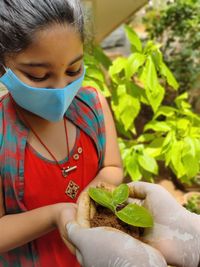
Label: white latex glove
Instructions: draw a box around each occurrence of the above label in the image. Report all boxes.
[128,182,200,267]
[66,222,167,267]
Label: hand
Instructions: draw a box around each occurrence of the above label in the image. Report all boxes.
[128,182,200,267]
[66,222,167,267]
[54,203,77,254]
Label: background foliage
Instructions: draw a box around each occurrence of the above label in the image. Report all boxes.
[143,0,200,93]
[84,22,200,186]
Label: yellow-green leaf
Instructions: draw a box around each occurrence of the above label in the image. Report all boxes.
[116,203,153,227]
[112,184,129,206]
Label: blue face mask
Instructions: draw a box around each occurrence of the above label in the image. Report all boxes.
[0,67,85,121]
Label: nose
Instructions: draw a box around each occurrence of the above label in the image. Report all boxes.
[49,77,72,89]
[49,78,70,89]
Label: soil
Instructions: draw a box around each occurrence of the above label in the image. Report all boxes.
[90,205,142,239]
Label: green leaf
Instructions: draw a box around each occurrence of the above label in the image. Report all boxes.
[145,138,164,158]
[170,141,186,178]
[116,203,153,227]
[121,99,140,131]
[140,56,159,92]
[151,49,163,68]
[126,53,146,79]
[146,83,165,113]
[124,25,142,52]
[193,139,200,160]
[144,121,171,132]
[112,184,129,206]
[162,131,174,154]
[182,153,199,178]
[137,133,155,143]
[93,46,112,70]
[112,85,140,131]
[160,62,179,90]
[175,93,189,109]
[126,153,142,181]
[88,188,115,212]
[138,152,158,175]
[139,56,165,112]
[109,57,127,83]
[83,78,111,97]
[154,106,176,119]
[86,67,105,82]
[177,118,190,133]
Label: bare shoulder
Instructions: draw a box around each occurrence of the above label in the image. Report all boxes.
[0,176,5,217]
[95,89,111,114]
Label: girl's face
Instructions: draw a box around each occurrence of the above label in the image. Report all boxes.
[4,24,84,88]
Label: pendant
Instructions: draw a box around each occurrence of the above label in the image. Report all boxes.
[65,180,80,199]
[62,166,77,177]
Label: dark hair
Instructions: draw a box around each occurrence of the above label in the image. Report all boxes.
[0,0,84,63]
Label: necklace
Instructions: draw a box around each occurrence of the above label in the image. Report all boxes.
[17,110,77,178]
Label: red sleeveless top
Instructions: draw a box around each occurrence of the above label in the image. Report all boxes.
[23,127,99,267]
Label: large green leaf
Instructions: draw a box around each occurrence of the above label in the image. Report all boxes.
[83,78,111,97]
[177,118,190,134]
[112,85,140,131]
[86,67,105,82]
[193,139,200,160]
[116,203,153,227]
[140,56,165,112]
[183,137,196,157]
[109,57,128,83]
[145,138,164,158]
[151,49,163,68]
[126,53,146,79]
[93,46,112,70]
[124,25,142,52]
[154,106,176,119]
[138,152,158,175]
[126,153,142,181]
[140,56,159,92]
[144,121,171,132]
[160,62,179,90]
[175,93,189,109]
[146,83,165,113]
[161,131,174,155]
[112,184,129,206]
[88,188,115,212]
[121,100,140,131]
[170,141,186,178]
[137,133,155,143]
[182,153,199,178]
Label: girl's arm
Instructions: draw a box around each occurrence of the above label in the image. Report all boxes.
[0,176,4,217]
[0,176,76,253]
[85,91,124,189]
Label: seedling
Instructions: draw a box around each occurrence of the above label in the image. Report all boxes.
[88,184,153,228]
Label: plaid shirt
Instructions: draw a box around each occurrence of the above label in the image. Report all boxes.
[0,86,106,267]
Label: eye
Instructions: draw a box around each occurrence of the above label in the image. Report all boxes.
[25,73,49,82]
[66,67,82,77]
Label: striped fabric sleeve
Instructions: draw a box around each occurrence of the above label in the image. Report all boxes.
[66,86,106,169]
[0,99,4,152]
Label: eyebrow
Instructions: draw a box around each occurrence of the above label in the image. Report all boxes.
[19,54,84,68]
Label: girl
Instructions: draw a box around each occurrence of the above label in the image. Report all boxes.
[0,0,123,266]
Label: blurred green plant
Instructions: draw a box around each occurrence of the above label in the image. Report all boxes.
[184,194,200,214]
[139,93,200,184]
[143,0,200,93]
[84,25,200,185]
[109,25,179,134]
[83,46,112,97]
